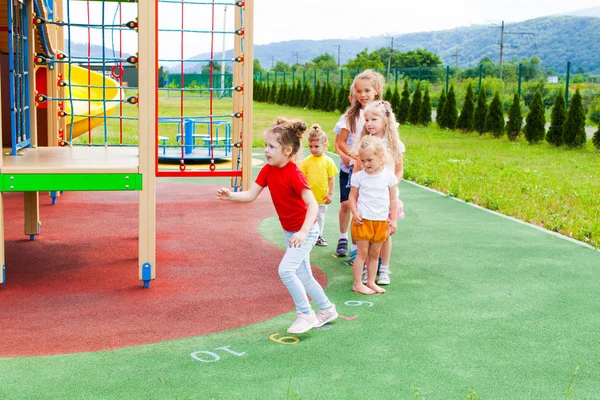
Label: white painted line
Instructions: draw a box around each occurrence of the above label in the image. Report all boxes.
[403,180,600,253]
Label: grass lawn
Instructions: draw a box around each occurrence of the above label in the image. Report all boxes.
[79,96,600,249]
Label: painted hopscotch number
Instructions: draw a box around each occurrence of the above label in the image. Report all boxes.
[315,324,333,331]
[344,300,374,308]
[190,345,246,363]
[269,333,300,345]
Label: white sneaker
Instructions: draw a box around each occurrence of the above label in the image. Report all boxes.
[377,268,391,285]
[361,265,368,284]
[287,310,318,334]
[315,305,338,327]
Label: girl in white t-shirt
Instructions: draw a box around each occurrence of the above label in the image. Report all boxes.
[348,135,398,295]
[355,100,405,286]
[333,69,385,258]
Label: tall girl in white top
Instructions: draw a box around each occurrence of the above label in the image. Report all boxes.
[333,69,386,258]
[358,100,405,285]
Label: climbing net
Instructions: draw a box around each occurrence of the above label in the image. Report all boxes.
[156,0,250,184]
[33,0,139,146]
[31,0,250,185]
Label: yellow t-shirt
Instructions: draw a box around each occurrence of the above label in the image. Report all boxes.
[300,154,339,204]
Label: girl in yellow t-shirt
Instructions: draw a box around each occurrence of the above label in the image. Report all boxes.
[300,124,339,246]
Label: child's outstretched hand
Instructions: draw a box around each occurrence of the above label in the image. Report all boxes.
[217,187,231,200]
[352,213,363,225]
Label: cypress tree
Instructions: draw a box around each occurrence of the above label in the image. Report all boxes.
[268,82,277,104]
[484,91,505,137]
[286,82,295,106]
[276,83,287,105]
[524,89,546,144]
[312,81,321,109]
[398,78,411,124]
[418,85,432,126]
[324,82,334,111]
[337,85,348,112]
[592,124,600,150]
[327,82,337,112]
[391,85,401,119]
[304,84,314,109]
[546,89,566,146]
[440,84,458,130]
[408,82,422,125]
[301,82,310,108]
[473,87,488,134]
[436,89,446,127]
[383,86,393,102]
[562,89,587,148]
[293,80,302,107]
[456,83,475,131]
[253,81,260,101]
[318,81,328,110]
[506,93,523,141]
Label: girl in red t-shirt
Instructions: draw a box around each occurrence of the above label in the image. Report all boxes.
[217,118,338,334]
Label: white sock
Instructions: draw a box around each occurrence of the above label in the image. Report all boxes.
[340,232,348,240]
[351,244,357,252]
[380,264,390,271]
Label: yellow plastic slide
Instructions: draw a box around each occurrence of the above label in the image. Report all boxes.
[62,64,123,139]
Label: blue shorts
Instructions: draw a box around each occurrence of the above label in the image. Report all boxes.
[339,170,350,203]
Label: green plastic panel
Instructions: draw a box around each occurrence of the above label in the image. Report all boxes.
[1,174,143,192]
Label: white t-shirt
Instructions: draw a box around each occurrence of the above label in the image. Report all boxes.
[351,167,398,221]
[334,110,365,173]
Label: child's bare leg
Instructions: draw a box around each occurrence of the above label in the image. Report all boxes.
[352,241,374,295]
[381,236,392,266]
[366,242,385,293]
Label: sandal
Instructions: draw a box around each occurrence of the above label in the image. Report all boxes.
[316,236,328,246]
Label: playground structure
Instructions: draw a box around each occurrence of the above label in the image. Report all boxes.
[0,0,254,286]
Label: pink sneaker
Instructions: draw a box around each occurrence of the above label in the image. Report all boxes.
[315,305,338,327]
[287,311,318,334]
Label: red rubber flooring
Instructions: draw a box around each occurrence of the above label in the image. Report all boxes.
[0,182,327,357]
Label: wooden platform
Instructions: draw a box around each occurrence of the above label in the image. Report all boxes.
[1,146,139,174]
[0,147,141,192]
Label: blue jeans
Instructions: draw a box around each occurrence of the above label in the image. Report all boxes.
[279,223,332,314]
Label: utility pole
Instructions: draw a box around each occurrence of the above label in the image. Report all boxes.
[386,36,394,80]
[270,55,274,69]
[333,44,341,67]
[499,20,505,80]
[455,47,459,73]
[292,51,299,65]
[491,20,535,81]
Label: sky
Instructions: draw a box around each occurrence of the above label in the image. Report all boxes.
[253,0,599,45]
[63,0,599,62]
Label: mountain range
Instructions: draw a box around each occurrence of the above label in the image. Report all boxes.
[180,7,600,75]
[66,7,600,75]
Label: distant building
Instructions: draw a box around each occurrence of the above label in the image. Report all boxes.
[547,76,559,84]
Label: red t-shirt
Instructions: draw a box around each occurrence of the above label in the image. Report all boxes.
[255,161,310,232]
